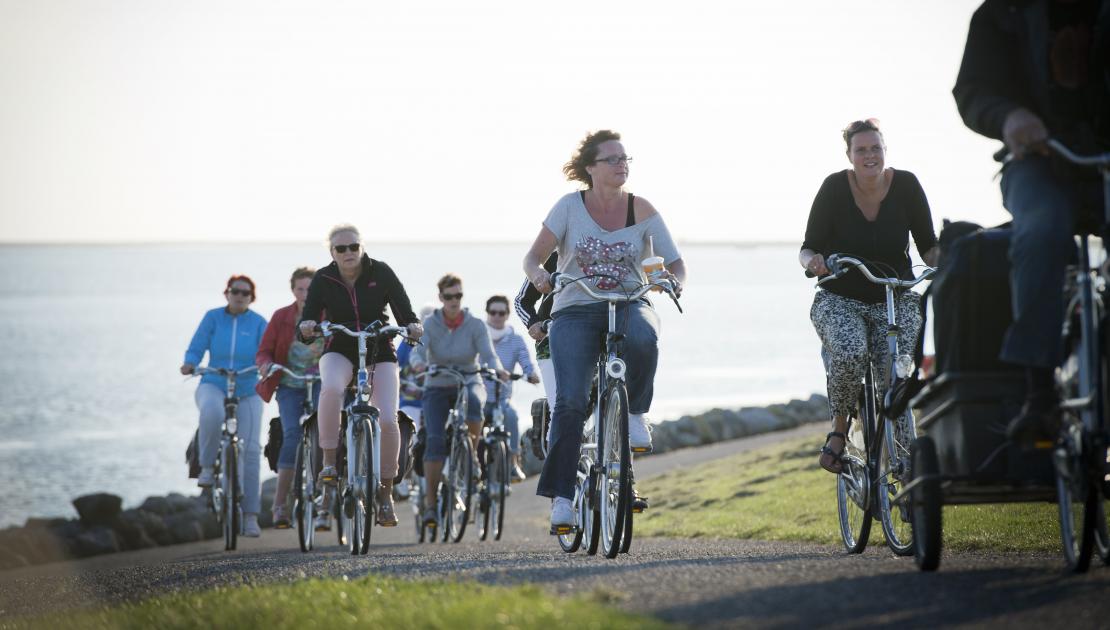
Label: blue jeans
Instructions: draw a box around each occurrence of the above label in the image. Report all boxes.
[421,384,483,463]
[484,400,521,454]
[275,383,321,470]
[1000,155,1102,368]
[537,301,660,500]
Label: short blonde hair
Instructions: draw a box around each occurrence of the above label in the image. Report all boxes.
[328,224,360,244]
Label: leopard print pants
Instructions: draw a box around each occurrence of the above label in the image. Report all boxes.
[810,289,923,419]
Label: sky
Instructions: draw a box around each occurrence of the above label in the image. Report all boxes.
[0,0,1008,244]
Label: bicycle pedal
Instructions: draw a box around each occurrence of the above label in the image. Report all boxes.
[550,524,575,536]
[631,506,644,514]
[1032,440,1054,450]
[631,446,652,454]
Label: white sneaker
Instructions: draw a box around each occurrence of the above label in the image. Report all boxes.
[243,513,261,537]
[629,414,653,453]
[549,497,574,535]
[197,467,215,488]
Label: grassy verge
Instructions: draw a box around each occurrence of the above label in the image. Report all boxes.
[636,436,1065,553]
[10,575,671,630]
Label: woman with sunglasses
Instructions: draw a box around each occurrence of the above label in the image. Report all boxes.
[410,274,508,528]
[483,294,541,482]
[522,129,686,534]
[180,275,268,537]
[297,224,424,527]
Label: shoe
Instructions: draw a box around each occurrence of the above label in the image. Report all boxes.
[317,465,339,487]
[376,490,398,527]
[1006,400,1060,446]
[197,467,215,488]
[394,479,411,501]
[272,503,291,529]
[549,497,574,535]
[818,431,847,474]
[629,414,653,453]
[243,514,261,537]
[313,512,331,532]
[422,505,438,527]
[631,489,649,513]
[511,463,527,483]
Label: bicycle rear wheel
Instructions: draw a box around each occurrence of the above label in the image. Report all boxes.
[559,461,587,553]
[489,439,509,541]
[222,442,239,551]
[294,423,317,552]
[837,400,871,553]
[1055,421,1096,573]
[599,383,631,559]
[878,410,915,556]
[447,434,474,543]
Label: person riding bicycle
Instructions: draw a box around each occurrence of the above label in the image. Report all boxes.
[953,0,1108,443]
[410,274,508,528]
[800,119,939,475]
[297,225,424,528]
[483,294,541,482]
[256,266,324,530]
[180,274,268,537]
[522,129,686,533]
[515,253,558,400]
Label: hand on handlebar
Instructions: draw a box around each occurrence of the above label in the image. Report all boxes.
[259,362,274,378]
[526,372,540,385]
[1003,108,1049,160]
[496,368,510,383]
[180,363,195,375]
[805,253,829,277]
[299,320,318,339]
[528,321,547,342]
[531,270,554,294]
[406,322,424,341]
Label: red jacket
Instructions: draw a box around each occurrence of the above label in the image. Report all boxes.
[255,302,302,402]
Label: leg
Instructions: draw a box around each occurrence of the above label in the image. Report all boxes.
[274,386,306,511]
[620,302,661,415]
[370,363,401,525]
[236,394,265,516]
[194,384,225,470]
[502,401,521,454]
[465,383,484,465]
[538,358,556,444]
[811,291,870,472]
[538,305,605,500]
[421,386,453,511]
[318,353,354,469]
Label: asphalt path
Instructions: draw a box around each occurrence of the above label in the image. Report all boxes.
[3,423,1110,629]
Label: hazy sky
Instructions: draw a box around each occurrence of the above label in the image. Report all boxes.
[0,1,1006,244]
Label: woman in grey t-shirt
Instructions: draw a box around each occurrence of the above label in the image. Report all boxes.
[521,129,687,533]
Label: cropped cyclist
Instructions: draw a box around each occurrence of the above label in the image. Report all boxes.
[410,274,508,528]
[297,224,424,528]
[800,119,938,474]
[256,266,323,530]
[483,294,541,482]
[180,275,268,537]
[522,130,685,533]
[953,1,1107,443]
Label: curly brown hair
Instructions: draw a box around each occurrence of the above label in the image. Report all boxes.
[289,266,315,290]
[563,130,622,188]
[842,118,884,152]
[437,273,462,293]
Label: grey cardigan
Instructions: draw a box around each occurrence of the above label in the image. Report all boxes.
[413,308,502,388]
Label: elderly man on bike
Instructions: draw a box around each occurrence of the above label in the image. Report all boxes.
[953,0,1108,443]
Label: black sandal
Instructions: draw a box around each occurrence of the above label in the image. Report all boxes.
[819,431,847,474]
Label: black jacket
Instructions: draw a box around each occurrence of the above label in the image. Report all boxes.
[300,255,418,363]
[953,0,1108,156]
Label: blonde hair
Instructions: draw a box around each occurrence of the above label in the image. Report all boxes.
[327,224,360,244]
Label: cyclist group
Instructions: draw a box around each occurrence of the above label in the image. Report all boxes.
[179,0,1106,552]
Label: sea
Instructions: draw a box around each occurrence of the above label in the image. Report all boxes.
[0,242,832,527]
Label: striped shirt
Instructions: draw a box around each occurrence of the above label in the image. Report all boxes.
[484,325,536,403]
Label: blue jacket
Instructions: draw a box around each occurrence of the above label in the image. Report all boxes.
[184,307,268,398]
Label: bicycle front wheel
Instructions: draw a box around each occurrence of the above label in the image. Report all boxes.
[356,421,374,554]
[447,435,474,543]
[294,423,317,552]
[837,407,871,553]
[1055,422,1096,573]
[599,383,631,559]
[878,410,915,556]
[222,442,239,551]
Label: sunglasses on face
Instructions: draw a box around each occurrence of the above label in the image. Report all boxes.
[333,243,361,254]
[487,310,508,316]
[441,292,463,301]
[227,288,252,297]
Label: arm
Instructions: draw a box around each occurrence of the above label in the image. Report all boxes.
[952,4,1025,142]
[800,175,837,276]
[381,262,418,326]
[906,172,940,267]
[183,310,215,369]
[523,226,558,294]
[298,273,325,342]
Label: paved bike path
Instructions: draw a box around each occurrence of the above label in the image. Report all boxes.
[3,422,1110,628]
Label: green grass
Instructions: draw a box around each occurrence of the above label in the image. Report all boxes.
[10,575,672,630]
[636,436,1069,553]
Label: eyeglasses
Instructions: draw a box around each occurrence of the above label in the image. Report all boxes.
[441,292,463,301]
[594,155,632,166]
[333,243,361,254]
[487,310,508,316]
[227,288,252,297]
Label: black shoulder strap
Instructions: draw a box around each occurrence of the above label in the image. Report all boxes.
[626,193,636,228]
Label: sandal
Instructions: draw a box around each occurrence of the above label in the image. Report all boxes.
[819,431,847,474]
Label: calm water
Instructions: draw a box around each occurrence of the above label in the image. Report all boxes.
[0,243,828,527]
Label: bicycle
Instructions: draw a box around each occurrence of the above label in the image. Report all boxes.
[478,370,525,541]
[189,365,258,551]
[809,255,935,555]
[263,363,330,552]
[316,320,417,556]
[1043,139,1110,572]
[549,272,682,559]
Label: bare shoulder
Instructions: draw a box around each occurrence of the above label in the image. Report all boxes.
[632,194,660,222]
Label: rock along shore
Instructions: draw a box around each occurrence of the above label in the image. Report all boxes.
[0,394,828,570]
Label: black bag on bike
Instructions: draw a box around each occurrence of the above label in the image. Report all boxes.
[529,398,550,460]
[395,410,417,484]
[185,429,201,479]
[931,222,1021,374]
[412,426,426,477]
[263,417,282,473]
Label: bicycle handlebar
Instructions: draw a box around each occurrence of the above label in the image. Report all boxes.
[317,320,418,345]
[264,363,320,381]
[811,254,935,289]
[1046,139,1110,169]
[550,272,683,313]
[192,365,258,378]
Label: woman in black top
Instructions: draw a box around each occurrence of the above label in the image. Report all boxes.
[298,224,423,525]
[800,119,938,474]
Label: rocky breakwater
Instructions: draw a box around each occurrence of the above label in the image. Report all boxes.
[521,394,830,474]
[0,479,280,570]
